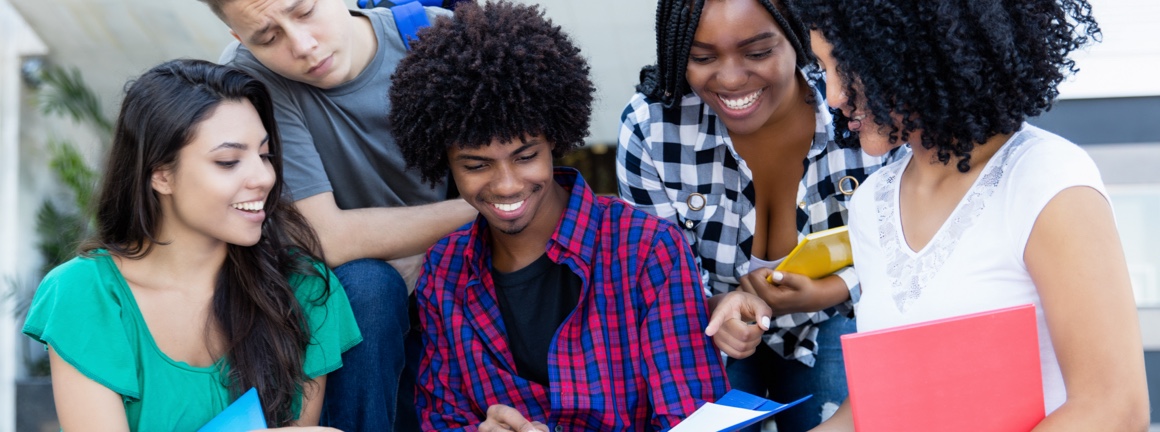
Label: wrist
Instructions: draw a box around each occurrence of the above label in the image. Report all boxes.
[810,275,850,310]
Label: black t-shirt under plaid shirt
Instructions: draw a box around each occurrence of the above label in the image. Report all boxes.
[492,253,582,386]
[615,67,907,366]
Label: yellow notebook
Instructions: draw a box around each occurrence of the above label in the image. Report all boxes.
[769,226,852,280]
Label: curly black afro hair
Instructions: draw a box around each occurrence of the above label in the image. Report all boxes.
[389,0,595,186]
[790,0,1101,172]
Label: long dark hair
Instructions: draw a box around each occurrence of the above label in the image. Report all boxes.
[89,59,326,425]
[638,0,814,107]
[791,0,1100,171]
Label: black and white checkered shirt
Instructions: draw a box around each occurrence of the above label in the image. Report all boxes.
[616,70,906,366]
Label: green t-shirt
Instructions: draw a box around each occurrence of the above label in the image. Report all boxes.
[21,250,362,431]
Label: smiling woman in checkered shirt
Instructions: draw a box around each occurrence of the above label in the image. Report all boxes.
[617,0,905,429]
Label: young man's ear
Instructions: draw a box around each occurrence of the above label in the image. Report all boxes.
[151,168,174,195]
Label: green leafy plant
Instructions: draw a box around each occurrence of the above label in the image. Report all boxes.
[38,66,113,136]
[34,140,98,276]
[5,64,108,377]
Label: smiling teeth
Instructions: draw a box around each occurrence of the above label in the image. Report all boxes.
[493,201,524,212]
[232,201,264,212]
[720,89,763,110]
[848,114,866,131]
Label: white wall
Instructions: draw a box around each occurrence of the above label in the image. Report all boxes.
[10,0,658,146]
[8,0,1158,139]
[508,0,657,144]
[1058,0,1160,99]
[367,0,660,144]
[1,2,49,432]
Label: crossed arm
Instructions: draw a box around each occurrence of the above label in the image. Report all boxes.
[295,192,477,268]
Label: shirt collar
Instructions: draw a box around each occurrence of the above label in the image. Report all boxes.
[462,167,599,274]
[804,63,834,159]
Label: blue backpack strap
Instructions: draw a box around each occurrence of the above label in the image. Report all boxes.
[359,0,444,9]
[392,1,431,51]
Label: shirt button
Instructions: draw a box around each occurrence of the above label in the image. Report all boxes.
[685,219,695,229]
[555,426,564,432]
[798,201,807,210]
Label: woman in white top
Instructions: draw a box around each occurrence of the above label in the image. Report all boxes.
[790,0,1151,429]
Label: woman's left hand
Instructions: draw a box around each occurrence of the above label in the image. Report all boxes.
[738,269,848,315]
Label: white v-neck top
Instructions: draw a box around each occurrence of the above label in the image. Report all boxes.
[847,123,1107,414]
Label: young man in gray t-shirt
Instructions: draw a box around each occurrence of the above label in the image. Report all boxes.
[196,0,476,430]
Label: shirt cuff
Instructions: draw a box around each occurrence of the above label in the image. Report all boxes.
[700,269,715,298]
[835,266,860,304]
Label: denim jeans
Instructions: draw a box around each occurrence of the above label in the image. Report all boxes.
[726,314,856,432]
[320,259,417,432]
[397,301,424,430]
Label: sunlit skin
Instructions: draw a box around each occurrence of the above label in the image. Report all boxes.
[446,136,569,274]
[48,99,337,431]
[810,30,1010,250]
[222,0,376,89]
[687,0,816,263]
[686,0,807,138]
[152,99,274,251]
[694,1,852,360]
[809,30,899,158]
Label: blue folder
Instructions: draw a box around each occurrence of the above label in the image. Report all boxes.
[716,390,812,432]
[197,387,267,432]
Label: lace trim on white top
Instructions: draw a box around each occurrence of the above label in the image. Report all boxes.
[876,132,1027,312]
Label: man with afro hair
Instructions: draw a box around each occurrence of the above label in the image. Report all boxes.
[389,1,730,430]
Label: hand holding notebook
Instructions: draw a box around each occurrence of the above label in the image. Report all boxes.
[766,226,852,282]
[841,304,1044,432]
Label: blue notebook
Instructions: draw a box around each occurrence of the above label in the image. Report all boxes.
[672,389,811,432]
[197,387,267,432]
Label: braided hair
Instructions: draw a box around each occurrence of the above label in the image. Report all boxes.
[639,0,813,108]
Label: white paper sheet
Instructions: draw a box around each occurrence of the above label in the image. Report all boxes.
[669,402,772,432]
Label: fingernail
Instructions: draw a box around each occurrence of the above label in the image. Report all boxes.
[771,271,784,282]
[760,316,771,329]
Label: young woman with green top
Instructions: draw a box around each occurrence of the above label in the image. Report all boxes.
[22,59,361,431]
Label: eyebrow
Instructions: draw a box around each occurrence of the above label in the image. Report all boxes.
[250,0,306,43]
[691,32,775,50]
[210,135,270,152]
[454,141,541,162]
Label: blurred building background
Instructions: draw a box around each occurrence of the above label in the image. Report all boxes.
[1,0,1156,430]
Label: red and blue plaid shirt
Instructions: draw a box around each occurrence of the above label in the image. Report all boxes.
[416,168,729,431]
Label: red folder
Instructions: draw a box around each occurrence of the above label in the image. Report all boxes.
[841,304,1044,432]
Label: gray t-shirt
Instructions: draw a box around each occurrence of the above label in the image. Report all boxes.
[220,7,449,209]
